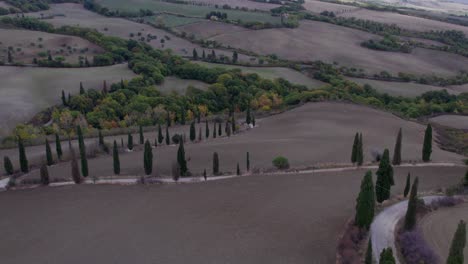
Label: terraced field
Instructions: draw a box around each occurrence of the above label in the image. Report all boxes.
[429,115,468,130]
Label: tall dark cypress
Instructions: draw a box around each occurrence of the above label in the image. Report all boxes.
[213,121,217,138]
[40,164,50,185]
[246,106,252,125]
[205,120,210,138]
[70,141,81,184]
[198,126,202,142]
[357,133,364,166]
[376,149,393,203]
[55,133,62,160]
[226,121,231,137]
[237,163,240,175]
[139,126,144,144]
[144,140,153,176]
[213,152,219,176]
[166,111,171,127]
[422,124,432,162]
[177,139,188,176]
[446,220,466,264]
[365,239,373,264]
[252,115,256,127]
[4,156,13,175]
[190,122,196,142]
[45,138,53,166]
[180,107,186,125]
[98,130,104,146]
[18,136,28,173]
[113,140,120,175]
[403,173,411,198]
[79,82,85,95]
[61,90,67,106]
[392,128,402,165]
[165,126,170,145]
[351,132,359,164]
[127,133,134,150]
[158,124,163,144]
[404,177,419,230]
[218,121,222,136]
[355,171,375,229]
[246,152,250,171]
[77,126,88,177]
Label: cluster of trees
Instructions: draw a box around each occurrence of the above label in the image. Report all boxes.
[83,0,154,18]
[205,11,227,20]
[361,35,412,53]
[192,48,239,64]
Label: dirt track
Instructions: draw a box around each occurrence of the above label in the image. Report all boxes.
[0,166,465,264]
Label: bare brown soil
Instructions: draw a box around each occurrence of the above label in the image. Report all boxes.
[0,28,103,64]
[0,166,465,264]
[209,20,468,76]
[430,115,468,130]
[420,203,468,261]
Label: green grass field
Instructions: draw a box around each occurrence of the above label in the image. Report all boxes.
[195,62,325,89]
[96,0,281,24]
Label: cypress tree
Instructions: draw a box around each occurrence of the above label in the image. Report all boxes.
[196,109,201,123]
[128,133,133,150]
[113,140,120,175]
[351,132,359,164]
[98,130,104,146]
[198,126,202,142]
[379,248,396,264]
[203,169,207,180]
[154,137,158,147]
[365,239,373,264]
[252,115,256,127]
[77,126,88,177]
[237,162,240,175]
[226,121,231,137]
[246,105,251,125]
[40,163,49,185]
[392,128,402,165]
[61,90,67,106]
[177,139,188,176]
[213,152,219,176]
[213,121,217,138]
[70,141,81,184]
[67,93,71,105]
[3,156,13,175]
[404,177,419,230]
[231,115,236,133]
[180,107,186,125]
[403,173,411,197]
[166,111,171,127]
[102,80,108,95]
[190,122,196,142]
[121,138,124,148]
[205,120,210,138]
[55,133,62,160]
[357,133,364,166]
[446,220,466,264]
[139,125,144,144]
[202,50,206,59]
[158,124,163,144]
[166,126,170,145]
[218,121,222,136]
[376,149,393,203]
[246,152,250,171]
[232,51,238,63]
[79,82,85,94]
[18,136,28,173]
[422,124,432,162]
[7,50,12,63]
[355,171,375,229]
[45,139,53,166]
[144,140,153,176]
[192,48,198,60]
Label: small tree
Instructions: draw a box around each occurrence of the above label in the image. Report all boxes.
[113,140,120,175]
[213,152,219,175]
[79,82,85,94]
[232,51,238,63]
[139,125,144,144]
[404,177,419,230]
[172,161,180,181]
[273,156,289,170]
[357,133,364,166]
[45,138,53,166]
[203,169,207,180]
[392,128,402,165]
[218,121,222,136]
[205,120,210,138]
[213,121,217,138]
[166,126,170,145]
[379,248,396,264]
[190,122,196,142]
[376,149,393,203]
[4,156,13,175]
[422,124,432,162]
[177,139,188,176]
[144,140,153,176]
[237,162,240,175]
[226,121,231,137]
[18,136,28,173]
[446,220,466,264]
[355,170,375,229]
[61,90,67,106]
[252,115,256,127]
[128,133,134,150]
[403,173,411,197]
[40,163,50,185]
[70,141,81,184]
[246,152,250,171]
[55,133,62,160]
[121,138,124,148]
[198,126,202,142]
[158,124,163,144]
[192,48,198,60]
[365,239,373,264]
[231,115,236,133]
[98,130,104,146]
[351,132,359,164]
[246,105,251,125]
[77,126,88,177]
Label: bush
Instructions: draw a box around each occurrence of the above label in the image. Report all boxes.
[272,156,289,170]
[398,230,439,264]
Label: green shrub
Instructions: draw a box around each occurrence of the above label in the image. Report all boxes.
[272,156,289,170]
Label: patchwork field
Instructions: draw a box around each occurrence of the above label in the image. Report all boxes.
[0,166,465,264]
[429,115,468,130]
[95,0,282,23]
[303,0,359,13]
[195,61,326,88]
[21,4,256,63]
[143,14,204,28]
[0,64,136,136]
[6,102,463,180]
[338,9,468,35]
[420,203,468,261]
[0,28,103,65]
[209,20,468,76]
[346,77,467,97]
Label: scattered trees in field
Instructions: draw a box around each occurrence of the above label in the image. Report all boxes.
[3,156,13,175]
[376,149,393,203]
[113,140,120,175]
[273,156,289,170]
[355,170,375,229]
[143,140,153,175]
[422,124,432,162]
[404,176,419,230]
[392,128,402,165]
[446,220,466,264]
